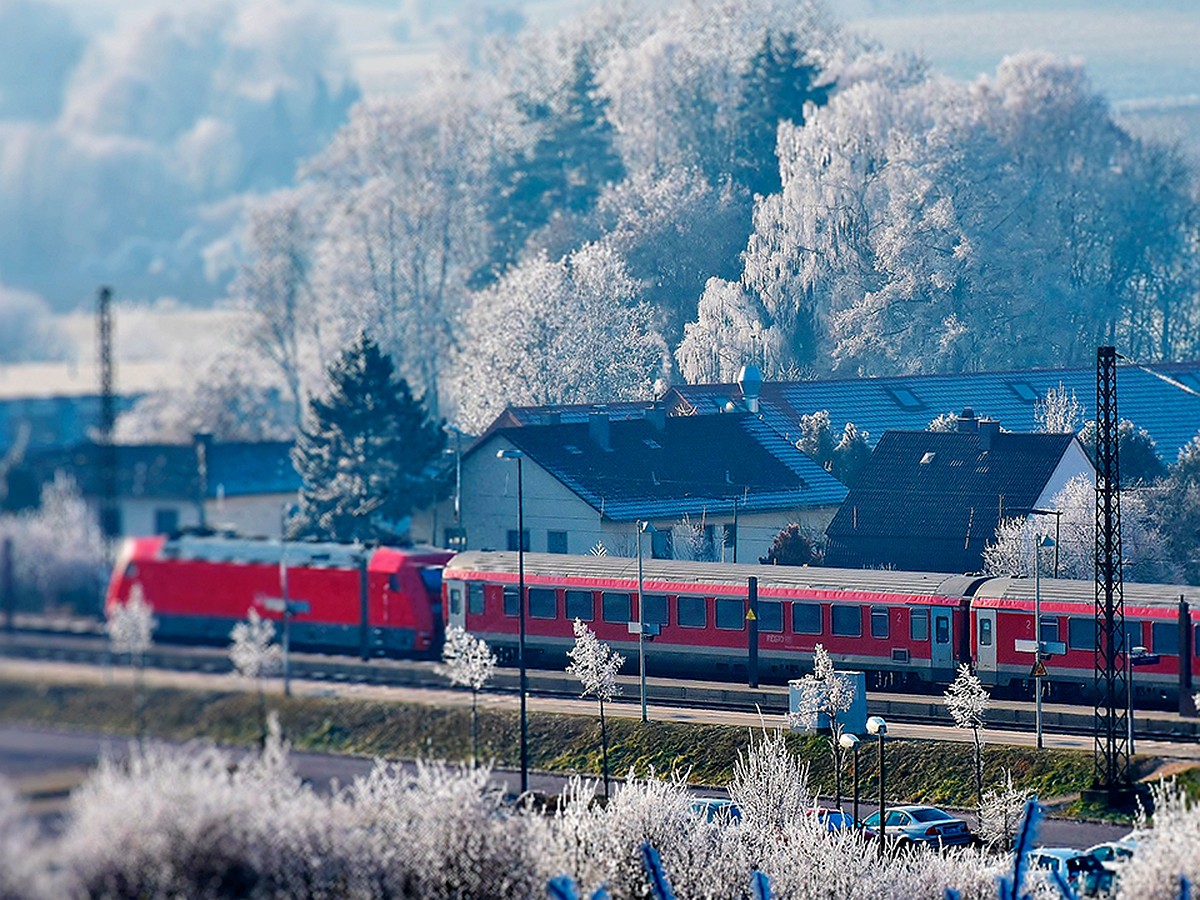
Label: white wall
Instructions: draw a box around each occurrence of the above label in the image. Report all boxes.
[1034,437,1094,510]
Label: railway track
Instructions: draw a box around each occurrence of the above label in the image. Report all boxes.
[2,624,1198,744]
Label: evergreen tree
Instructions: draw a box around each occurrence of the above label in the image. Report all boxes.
[732,32,832,197]
[289,332,446,543]
[483,46,624,282]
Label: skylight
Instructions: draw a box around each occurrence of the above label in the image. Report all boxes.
[1007,380,1039,402]
[643,438,662,449]
[885,386,924,410]
[920,451,936,465]
[564,444,583,455]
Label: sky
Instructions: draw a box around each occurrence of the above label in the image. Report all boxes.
[1,0,1196,366]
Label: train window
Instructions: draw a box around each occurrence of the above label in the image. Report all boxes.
[125,563,139,579]
[388,574,401,592]
[468,583,485,615]
[934,615,950,645]
[643,594,669,626]
[870,608,889,639]
[910,609,929,642]
[503,586,519,617]
[1039,616,1058,644]
[566,590,594,621]
[547,531,568,554]
[757,601,783,633]
[792,603,822,635]
[449,588,462,616]
[1126,621,1144,650]
[1196,624,1199,657]
[529,588,557,619]
[1152,621,1179,655]
[979,618,993,647]
[715,598,744,630]
[420,568,443,594]
[678,597,707,628]
[1068,617,1095,650]
[603,593,631,623]
[831,606,862,637]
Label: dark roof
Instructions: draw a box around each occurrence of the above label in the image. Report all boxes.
[666,361,1200,464]
[825,430,1081,571]
[485,413,847,521]
[21,441,298,500]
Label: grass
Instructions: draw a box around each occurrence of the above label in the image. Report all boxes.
[0,672,1159,818]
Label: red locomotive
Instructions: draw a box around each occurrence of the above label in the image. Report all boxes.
[105,535,454,657]
[442,552,1200,700]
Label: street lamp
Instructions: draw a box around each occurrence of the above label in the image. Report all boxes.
[839,732,861,825]
[866,716,887,856]
[1033,534,1055,750]
[496,448,528,793]
[636,520,651,723]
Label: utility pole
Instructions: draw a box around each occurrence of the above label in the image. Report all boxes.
[97,287,118,616]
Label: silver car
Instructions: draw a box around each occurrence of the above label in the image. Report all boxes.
[862,805,972,847]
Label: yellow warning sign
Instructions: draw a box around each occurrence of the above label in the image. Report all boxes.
[745,608,757,621]
[1030,659,1048,678]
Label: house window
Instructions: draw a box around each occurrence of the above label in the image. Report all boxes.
[529,588,556,619]
[153,508,179,534]
[792,603,822,635]
[871,607,889,639]
[831,606,862,637]
[1068,617,1094,650]
[507,530,530,552]
[503,586,519,617]
[757,601,783,633]
[547,531,568,554]
[911,609,929,642]
[468,583,485,615]
[566,590,593,621]
[722,523,737,553]
[715,598,744,631]
[651,529,673,559]
[444,527,467,551]
[1152,622,1179,655]
[677,597,706,628]
[642,594,669,626]
[602,592,631,623]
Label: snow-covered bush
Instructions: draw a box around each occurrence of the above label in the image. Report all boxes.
[1117,779,1200,899]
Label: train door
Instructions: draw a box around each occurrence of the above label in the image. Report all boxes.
[931,608,954,677]
[445,579,467,630]
[975,609,997,681]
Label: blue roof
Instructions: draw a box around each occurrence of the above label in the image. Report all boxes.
[668,361,1200,464]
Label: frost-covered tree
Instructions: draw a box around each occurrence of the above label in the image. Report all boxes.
[436,625,497,767]
[1034,382,1085,434]
[1151,434,1200,583]
[566,617,625,801]
[290,332,446,543]
[106,584,156,742]
[727,728,812,834]
[943,664,990,813]
[229,609,282,744]
[1078,418,1167,485]
[452,243,668,432]
[788,644,855,806]
[977,769,1031,850]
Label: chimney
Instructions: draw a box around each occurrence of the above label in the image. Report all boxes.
[979,418,1000,452]
[737,364,763,414]
[645,403,666,431]
[588,408,611,451]
[957,407,978,433]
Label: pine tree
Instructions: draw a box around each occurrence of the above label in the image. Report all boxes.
[289,332,446,543]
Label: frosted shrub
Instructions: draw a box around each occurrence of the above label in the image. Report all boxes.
[728,728,812,835]
[0,778,43,900]
[978,770,1032,850]
[1117,779,1200,899]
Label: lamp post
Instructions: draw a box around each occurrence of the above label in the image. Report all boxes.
[840,732,861,824]
[1033,534,1055,750]
[867,716,887,856]
[637,520,650,723]
[497,448,528,793]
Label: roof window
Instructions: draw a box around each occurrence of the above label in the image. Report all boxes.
[1007,380,1039,403]
[885,386,924,410]
[564,444,583,455]
[920,451,936,465]
[643,438,662,450]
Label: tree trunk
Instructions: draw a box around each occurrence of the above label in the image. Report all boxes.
[973,725,983,816]
[471,688,479,768]
[600,696,610,802]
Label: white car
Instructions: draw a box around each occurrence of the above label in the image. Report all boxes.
[861,805,972,847]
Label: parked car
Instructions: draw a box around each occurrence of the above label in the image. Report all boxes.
[1027,848,1111,896]
[1086,838,1137,872]
[809,808,879,839]
[861,806,972,848]
[690,798,741,823]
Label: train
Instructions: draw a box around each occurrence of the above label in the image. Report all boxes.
[105,536,1200,701]
[105,534,454,657]
[442,551,1200,701]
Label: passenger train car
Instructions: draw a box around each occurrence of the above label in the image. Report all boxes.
[105,535,453,657]
[443,552,1200,699]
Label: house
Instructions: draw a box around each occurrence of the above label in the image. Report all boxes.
[664,360,1200,466]
[15,439,300,539]
[823,411,1094,573]
[422,407,847,562]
